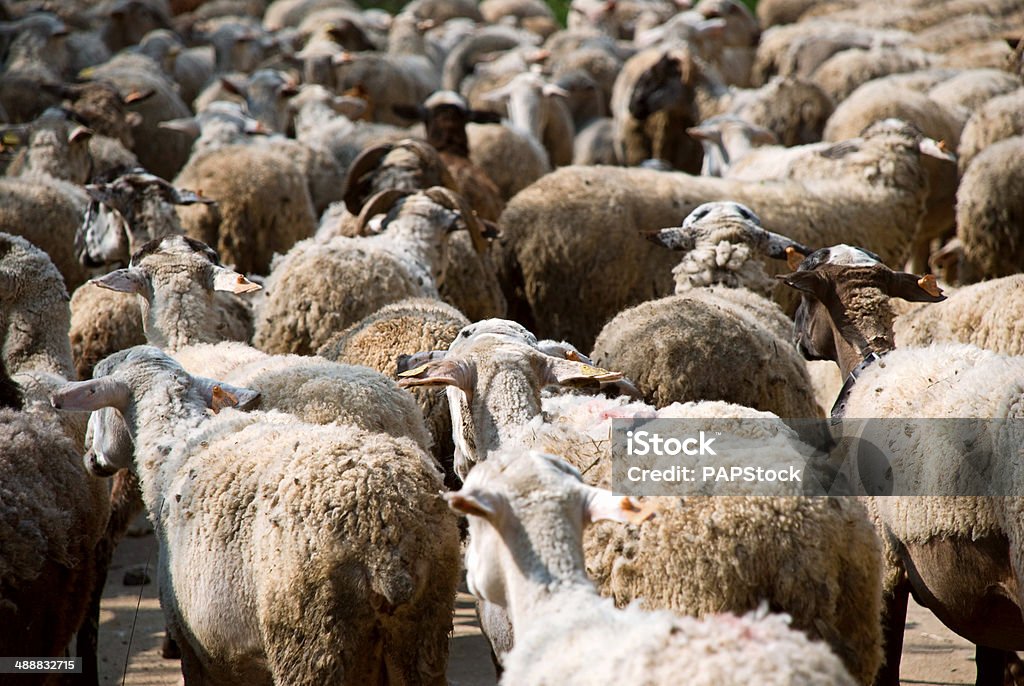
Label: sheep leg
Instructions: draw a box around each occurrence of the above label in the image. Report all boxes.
[76,534,112,686]
[873,577,910,686]
[974,645,1013,686]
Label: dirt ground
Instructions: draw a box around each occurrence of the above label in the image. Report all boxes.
[98,529,988,686]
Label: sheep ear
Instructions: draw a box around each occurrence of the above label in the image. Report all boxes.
[777,270,828,299]
[212,266,261,294]
[192,376,261,412]
[644,227,695,251]
[91,268,147,294]
[542,357,623,387]
[158,117,200,137]
[51,377,130,412]
[397,359,474,393]
[884,271,945,302]
[585,488,656,525]
[445,490,498,519]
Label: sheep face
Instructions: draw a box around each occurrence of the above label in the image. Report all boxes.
[400,337,622,469]
[448,450,651,605]
[628,52,694,122]
[780,246,945,377]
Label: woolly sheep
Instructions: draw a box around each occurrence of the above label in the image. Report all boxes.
[810,45,942,104]
[953,136,1024,281]
[337,130,507,322]
[254,187,483,355]
[69,170,254,377]
[318,297,470,487]
[690,118,958,274]
[496,119,933,348]
[399,335,883,684]
[172,137,317,275]
[956,87,1024,173]
[52,345,460,685]
[780,248,1024,685]
[88,235,432,449]
[481,70,575,168]
[81,52,195,180]
[466,121,551,200]
[0,361,109,679]
[0,13,68,123]
[0,148,90,291]
[822,79,964,147]
[448,449,858,686]
[591,201,823,418]
[894,274,1024,354]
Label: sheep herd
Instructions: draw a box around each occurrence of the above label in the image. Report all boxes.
[1,0,1023,684]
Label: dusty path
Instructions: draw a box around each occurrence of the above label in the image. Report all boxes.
[98,530,986,686]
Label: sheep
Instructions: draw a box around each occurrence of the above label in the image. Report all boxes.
[614,46,834,172]
[590,201,824,419]
[336,132,507,322]
[70,168,254,377]
[448,449,858,686]
[810,45,942,104]
[318,297,470,488]
[51,345,460,685]
[392,90,505,222]
[495,118,933,349]
[610,46,705,172]
[172,130,317,276]
[87,234,432,450]
[924,69,1021,124]
[951,135,1024,282]
[81,52,195,181]
[956,87,1024,174]
[0,231,111,683]
[479,0,559,38]
[465,121,551,201]
[399,334,884,684]
[821,78,964,147]
[0,358,110,681]
[893,274,1024,355]
[134,28,214,106]
[481,70,575,168]
[254,186,484,356]
[778,246,1024,686]
[690,117,958,274]
[0,13,68,123]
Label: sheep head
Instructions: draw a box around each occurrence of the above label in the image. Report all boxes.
[778,244,946,378]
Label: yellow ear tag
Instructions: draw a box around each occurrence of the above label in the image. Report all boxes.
[398,363,430,378]
[578,364,613,377]
[2,132,20,147]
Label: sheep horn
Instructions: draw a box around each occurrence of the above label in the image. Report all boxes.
[424,187,488,254]
[342,143,393,214]
[401,140,460,192]
[355,189,412,235]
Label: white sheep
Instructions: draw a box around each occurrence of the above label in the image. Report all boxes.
[448,449,858,686]
[399,334,884,684]
[589,201,824,418]
[254,186,483,356]
[496,119,933,350]
[51,345,460,685]
[779,245,1024,685]
[89,234,432,450]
